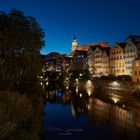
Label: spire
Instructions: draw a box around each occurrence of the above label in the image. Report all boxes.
[73,34,76,40]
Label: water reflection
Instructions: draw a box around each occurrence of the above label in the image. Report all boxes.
[45,87,70,104]
[43,83,140,140]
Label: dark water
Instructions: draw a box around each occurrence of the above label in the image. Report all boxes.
[42,82,140,140]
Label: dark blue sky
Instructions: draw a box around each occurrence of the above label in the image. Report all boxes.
[1,0,140,54]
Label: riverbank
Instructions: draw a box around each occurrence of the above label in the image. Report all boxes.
[69,78,140,94]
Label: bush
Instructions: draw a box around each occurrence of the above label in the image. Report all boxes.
[0,91,43,140]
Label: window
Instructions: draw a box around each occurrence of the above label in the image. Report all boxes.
[119,63,121,67]
[135,71,137,75]
[139,71,140,75]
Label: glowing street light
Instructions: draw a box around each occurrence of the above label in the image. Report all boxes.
[79,93,83,98]
[75,78,79,85]
[76,86,78,93]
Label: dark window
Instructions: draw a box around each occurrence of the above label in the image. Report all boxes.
[135,71,137,75]
[137,79,139,82]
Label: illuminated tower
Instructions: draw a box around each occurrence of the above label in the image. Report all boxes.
[71,35,78,51]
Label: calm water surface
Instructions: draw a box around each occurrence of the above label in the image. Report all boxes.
[42,83,140,140]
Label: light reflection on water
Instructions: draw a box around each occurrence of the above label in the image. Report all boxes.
[42,83,140,140]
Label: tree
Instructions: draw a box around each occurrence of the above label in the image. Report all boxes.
[0,9,45,140]
[0,9,45,90]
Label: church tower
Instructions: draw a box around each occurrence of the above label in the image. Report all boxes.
[71,35,78,51]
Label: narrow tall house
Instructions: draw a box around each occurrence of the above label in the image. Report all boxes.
[87,44,110,77]
[110,43,126,76]
[125,35,140,75]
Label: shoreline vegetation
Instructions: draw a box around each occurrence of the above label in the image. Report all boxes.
[0,9,44,140]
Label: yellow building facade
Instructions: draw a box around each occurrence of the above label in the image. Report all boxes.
[110,43,126,76]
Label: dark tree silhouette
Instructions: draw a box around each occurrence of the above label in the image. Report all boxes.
[0,9,45,140]
[0,9,45,90]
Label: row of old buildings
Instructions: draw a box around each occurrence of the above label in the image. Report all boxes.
[41,35,140,82]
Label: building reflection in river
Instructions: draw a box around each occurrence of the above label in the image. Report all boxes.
[44,84,140,139]
[87,97,140,139]
[45,88,70,104]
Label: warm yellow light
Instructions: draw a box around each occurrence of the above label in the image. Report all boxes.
[111,96,119,104]
[46,82,49,86]
[79,93,82,98]
[76,86,78,93]
[85,80,94,96]
[109,81,121,89]
[86,87,93,96]
[111,81,119,86]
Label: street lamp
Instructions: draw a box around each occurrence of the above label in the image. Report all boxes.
[75,78,79,85]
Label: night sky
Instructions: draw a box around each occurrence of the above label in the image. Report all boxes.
[1,0,140,54]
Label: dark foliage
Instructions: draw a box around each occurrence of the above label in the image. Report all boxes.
[0,9,45,90]
[0,9,45,140]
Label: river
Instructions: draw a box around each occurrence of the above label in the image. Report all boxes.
[42,81,140,140]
